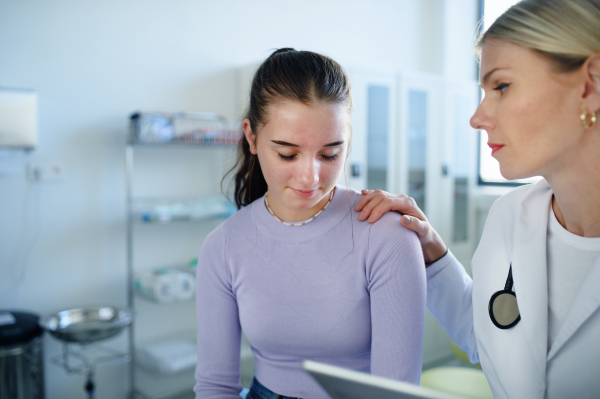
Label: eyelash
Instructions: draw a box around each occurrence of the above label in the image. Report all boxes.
[278,153,295,162]
[277,153,339,162]
[321,154,339,162]
[493,83,510,93]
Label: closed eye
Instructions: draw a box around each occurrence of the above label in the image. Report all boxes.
[321,154,339,162]
[278,153,295,162]
[278,153,339,162]
[493,83,510,94]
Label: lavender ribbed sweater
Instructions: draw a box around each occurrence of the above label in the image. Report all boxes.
[194,186,426,398]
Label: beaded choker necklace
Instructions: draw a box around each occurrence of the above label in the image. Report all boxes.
[264,187,336,227]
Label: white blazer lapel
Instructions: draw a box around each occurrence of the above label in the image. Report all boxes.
[511,180,553,382]
[547,256,600,360]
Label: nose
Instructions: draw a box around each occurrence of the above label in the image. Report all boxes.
[297,157,319,188]
[470,97,494,132]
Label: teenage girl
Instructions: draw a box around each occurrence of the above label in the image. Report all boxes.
[194,48,426,399]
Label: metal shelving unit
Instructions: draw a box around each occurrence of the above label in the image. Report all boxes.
[125,111,242,398]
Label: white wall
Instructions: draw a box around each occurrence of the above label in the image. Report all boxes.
[0,1,478,397]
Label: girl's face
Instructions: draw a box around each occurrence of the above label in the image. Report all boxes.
[243,99,350,222]
[470,39,586,180]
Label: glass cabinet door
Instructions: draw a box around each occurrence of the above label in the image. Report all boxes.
[397,73,445,231]
[443,81,479,271]
[451,94,472,243]
[407,89,428,213]
[366,85,390,191]
[342,71,396,193]
[398,76,478,254]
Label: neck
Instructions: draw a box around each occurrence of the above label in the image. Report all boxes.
[546,131,600,237]
[266,188,334,222]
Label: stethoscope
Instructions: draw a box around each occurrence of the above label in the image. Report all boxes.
[489,264,521,329]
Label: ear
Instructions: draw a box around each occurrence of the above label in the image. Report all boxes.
[582,53,600,113]
[242,119,257,154]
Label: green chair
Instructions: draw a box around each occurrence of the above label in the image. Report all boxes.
[420,343,493,399]
[421,367,493,399]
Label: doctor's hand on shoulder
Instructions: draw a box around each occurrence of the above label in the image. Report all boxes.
[355,189,447,266]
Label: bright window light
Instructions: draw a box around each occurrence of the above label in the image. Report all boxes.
[478,0,541,185]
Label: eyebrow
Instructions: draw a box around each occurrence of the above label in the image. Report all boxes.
[271,140,345,148]
[480,67,508,87]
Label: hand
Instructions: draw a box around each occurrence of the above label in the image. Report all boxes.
[355,189,448,266]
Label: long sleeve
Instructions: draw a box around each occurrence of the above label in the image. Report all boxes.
[426,250,479,364]
[194,226,243,399]
[366,212,427,384]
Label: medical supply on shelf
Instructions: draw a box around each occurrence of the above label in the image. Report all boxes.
[129,111,242,145]
[134,269,195,304]
[131,196,237,224]
[136,340,197,375]
[174,258,198,276]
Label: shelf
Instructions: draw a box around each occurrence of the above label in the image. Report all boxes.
[126,112,244,397]
[128,111,242,147]
[129,196,237,224]
[129,331,255,398]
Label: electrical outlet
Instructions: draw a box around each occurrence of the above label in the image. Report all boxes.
[27,163,64,181]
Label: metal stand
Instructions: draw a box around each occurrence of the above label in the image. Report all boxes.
[50,342,131,398]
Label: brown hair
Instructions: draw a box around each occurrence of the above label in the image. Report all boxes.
[225,48,353,209]
[476,0,600,73]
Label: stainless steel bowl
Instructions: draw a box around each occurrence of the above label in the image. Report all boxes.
[40,307,133,344]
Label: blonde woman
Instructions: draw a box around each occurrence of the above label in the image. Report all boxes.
[357,1,600,398]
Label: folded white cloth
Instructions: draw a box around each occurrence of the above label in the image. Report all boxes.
[136,340,197,374]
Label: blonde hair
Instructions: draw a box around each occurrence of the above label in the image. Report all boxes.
[476,0,600,72]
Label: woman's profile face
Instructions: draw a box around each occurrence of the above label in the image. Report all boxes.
[470,39,585,180]
[243,99,350,222]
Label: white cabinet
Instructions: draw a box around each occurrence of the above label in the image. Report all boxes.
[347,70,479,261]
[347,70,480,366]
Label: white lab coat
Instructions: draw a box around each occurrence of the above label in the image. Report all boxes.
[426,179,600,399]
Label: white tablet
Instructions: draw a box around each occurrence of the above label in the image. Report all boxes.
[303,360,466,399]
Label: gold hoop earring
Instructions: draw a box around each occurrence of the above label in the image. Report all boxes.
[580,108,597,129]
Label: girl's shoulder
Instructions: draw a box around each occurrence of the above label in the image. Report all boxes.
[216,201,259,254]
[341,186,415,242]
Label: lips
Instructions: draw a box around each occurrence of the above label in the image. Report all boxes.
[291,188,319,198]
[488,143,505,156]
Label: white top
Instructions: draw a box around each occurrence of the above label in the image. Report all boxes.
[546,207,600,350]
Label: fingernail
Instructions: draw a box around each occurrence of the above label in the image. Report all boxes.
[402,215,411,224]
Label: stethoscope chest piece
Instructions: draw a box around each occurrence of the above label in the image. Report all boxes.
[489,264,521,329]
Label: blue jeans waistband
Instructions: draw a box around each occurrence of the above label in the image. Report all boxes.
[247,377,303,399]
